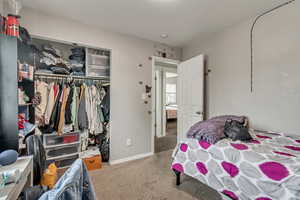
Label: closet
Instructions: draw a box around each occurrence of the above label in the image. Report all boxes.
[17,36,111,168]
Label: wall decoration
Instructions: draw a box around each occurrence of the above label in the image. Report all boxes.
[153,43,175,59]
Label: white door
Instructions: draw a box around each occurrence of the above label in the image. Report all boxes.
[178,55,204,142]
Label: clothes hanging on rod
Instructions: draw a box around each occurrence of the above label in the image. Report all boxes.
[101,86,110,122]
[34,75,109,138]
[35,80,49,126]
[35,72,110,81]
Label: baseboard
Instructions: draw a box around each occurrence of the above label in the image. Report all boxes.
[109,152,154,165]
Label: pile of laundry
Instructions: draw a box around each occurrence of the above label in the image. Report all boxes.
[35,45,86,76]
[69,47,86,76]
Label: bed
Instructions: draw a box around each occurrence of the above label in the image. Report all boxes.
[166,104,177,120]
[171,130,300,200]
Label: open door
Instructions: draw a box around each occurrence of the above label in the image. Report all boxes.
[177,55,204,142]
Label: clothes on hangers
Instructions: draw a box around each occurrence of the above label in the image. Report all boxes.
[71,85,79,130]
[49,84,63,132]
[57,86,70,135]
[44,82,56,125]
[101,86,110,122]
[78,84,88,130]
[65,86,74,125]
[35,78,110,148]
[35,80,49,126]
[86,84,103,134]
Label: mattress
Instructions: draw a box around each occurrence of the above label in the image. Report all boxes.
[171,130,300,200]
[166,105,177,119]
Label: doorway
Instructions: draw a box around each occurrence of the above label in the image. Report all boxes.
[151,57,179,153]
[151,55,205,154]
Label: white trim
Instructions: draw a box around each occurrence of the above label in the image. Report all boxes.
[162,70,167,137]
[109,152,153,165]
[155,70,163,138]
[151,57,156,153]
[152,56,180,66]
[151,56,180,154]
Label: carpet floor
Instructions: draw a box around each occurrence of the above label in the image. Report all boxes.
[155,119,178,153]
[89,150,221,200]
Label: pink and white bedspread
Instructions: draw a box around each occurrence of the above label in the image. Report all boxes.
[171,130,300,200]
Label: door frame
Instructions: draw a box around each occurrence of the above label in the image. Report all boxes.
[151,56,180,154]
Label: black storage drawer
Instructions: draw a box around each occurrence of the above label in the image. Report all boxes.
[43,132,80,147]
[45,144,80,159]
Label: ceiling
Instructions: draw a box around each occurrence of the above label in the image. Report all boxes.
[22,0,288,47]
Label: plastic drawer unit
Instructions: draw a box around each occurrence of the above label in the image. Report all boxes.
[43,132,80,148]
[43,132,81,169]
[87,54,109,66]
[45,144,80,160]
[87,65,110,77]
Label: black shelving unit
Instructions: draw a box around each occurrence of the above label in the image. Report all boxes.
[0,35,18,152]
[18,77,35,124]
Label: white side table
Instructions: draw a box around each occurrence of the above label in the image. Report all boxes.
[0,156,33,200]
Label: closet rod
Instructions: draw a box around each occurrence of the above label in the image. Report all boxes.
[34,72,110,81]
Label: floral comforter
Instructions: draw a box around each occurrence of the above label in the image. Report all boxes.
[171,130,300,200]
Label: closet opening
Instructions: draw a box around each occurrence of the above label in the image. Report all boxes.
[17,35,111,169]
[151,57,179,153]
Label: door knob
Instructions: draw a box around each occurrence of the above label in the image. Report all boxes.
[196,111,203,115]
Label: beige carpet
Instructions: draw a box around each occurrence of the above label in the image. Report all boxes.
[155,119,178,153]
[89,150,221,200]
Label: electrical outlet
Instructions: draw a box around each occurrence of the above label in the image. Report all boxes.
[126,139,132,146]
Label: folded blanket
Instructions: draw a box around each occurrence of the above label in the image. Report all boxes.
[186,115,247,144]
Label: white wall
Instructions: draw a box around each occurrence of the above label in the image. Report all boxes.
[183,1,300,135]
[20,7,181,162]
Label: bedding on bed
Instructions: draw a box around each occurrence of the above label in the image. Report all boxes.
[166,105,177,119]
[172,130,300,200]
[186,115,247,144]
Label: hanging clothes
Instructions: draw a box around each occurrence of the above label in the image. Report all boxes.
[98,87,106,123]
[44,82,56,125]
[65,86,74,125]
[35,80,49,126]
[78,84,88,130]
[35,78,110,142]
[91,85,103,134]
[71,85,79,130]
[57,86,70,135]
[54,84,65,132]
[85,84,92,131]
[101,86,110,122]
[48,84,63,132]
